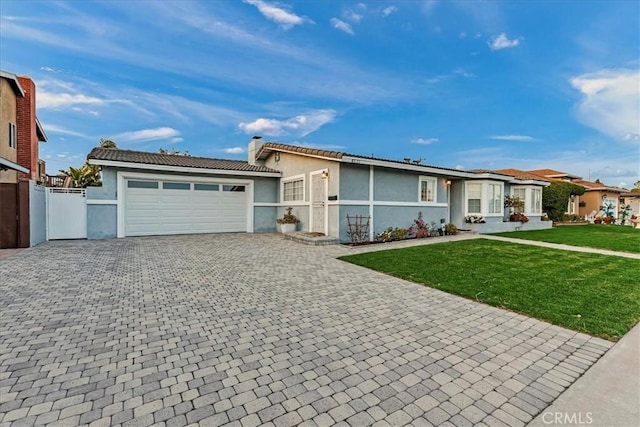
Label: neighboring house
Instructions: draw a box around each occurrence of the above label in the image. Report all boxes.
[526,168,584,215]
[82,139,551,242]
[571,179,626,218]
[620,192,640,218]
[0,70,48,248]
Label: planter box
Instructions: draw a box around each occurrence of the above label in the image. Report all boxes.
[277,223,297,233]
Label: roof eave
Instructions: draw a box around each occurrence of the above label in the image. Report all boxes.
[36,118,47,142]
[87,158,281,177]
[0,70,26,97]
[0,157,30,173]
[340,155,476,178]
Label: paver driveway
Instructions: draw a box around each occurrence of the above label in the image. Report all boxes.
[1,234,611,427]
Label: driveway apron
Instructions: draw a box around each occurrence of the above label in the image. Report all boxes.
[0,234,612,426]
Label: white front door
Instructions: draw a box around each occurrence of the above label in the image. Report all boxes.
[310,171,327,234]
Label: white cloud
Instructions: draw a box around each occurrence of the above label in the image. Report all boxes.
[244,0,308,29]
[43,124,88,138]
[343,9,363,23]
[224,147,245,154]
[38,91,106,109]
[330,18,354,35]
[382,6,397,17]
[571,69,640,141]
[488,33,522,50]
[458,31,467,39]
[115,127,181,142]
[238,109,336,137]
[488,134,534,141]
[411,137,439,145]
[452,67,474,78]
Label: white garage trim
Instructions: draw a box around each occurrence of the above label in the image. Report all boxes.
[91,159,279,177]
[116,171,254,238]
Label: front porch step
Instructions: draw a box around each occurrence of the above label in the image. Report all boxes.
[283,232,340,246]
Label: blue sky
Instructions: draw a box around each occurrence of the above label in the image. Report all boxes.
[1,0,638,186]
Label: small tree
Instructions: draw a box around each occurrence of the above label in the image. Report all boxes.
[542,181,585,221]
[59,163,101,188]
[98,138,118,149]
[159,147,190,156]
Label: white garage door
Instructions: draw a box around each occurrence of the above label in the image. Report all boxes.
[125,179,248,236]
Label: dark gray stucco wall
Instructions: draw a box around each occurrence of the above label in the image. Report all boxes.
[87,205,117,239]
[339,163,369,201]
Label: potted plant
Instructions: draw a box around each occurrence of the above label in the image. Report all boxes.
[277,207,300,233]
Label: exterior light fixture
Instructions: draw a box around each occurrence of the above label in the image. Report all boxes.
[445,180,452,185]
[321,171,329,179]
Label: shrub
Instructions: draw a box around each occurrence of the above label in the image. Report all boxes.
[377,227,408,242]
[410,212,428,238]
[465,215,485,223]
[509,213,530,223]
[277,207,300,224]
[562,214,583,222]
[542,181,585,222]
[445,223,458,235]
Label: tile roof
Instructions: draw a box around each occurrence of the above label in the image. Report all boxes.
[87,148,280,173]
[571,179,626,192]
[494,168,551,181]
[526,168,582,179]
[257,142,470,175]
[257,142,344,160]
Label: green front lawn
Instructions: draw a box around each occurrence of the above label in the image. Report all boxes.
[339,240,640,341]
[493,224,640,253]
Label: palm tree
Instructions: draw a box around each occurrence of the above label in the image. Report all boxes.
[98,138,118,149]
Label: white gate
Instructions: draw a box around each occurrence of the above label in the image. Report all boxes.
[47,188,87,240]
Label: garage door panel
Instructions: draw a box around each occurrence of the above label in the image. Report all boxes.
[125,178,248,237]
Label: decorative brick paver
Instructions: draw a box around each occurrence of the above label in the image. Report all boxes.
[0,234,612,425]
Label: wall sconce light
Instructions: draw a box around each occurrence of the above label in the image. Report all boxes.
[321,170,329,179]
[274,152,280,162]
[602,193,607,201]
[445,180,452,185]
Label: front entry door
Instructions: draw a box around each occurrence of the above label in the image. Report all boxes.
[310,172,327,234]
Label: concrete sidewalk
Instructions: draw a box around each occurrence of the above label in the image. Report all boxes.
[528,322,640,427]
[480,235,640,260]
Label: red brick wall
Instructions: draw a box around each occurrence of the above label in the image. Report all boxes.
[16,76,38,182]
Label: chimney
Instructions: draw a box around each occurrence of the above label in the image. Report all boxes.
[16,76,38,182]
[247,136,264,165]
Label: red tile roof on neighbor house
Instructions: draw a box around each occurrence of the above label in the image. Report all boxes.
[494,168,551,181]
[526,168,582,179]
[571,179,627,192]
[87,148,280,173]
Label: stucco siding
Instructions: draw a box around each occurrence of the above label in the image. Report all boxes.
[374,168,417,202]
[87,168,117,200]
[254,177,278,203]
[29,182,46,246]
[254,206,277,232]
[278,205,310,232]
[339,163,369,201]
[0,79,18,184]
[450,180,465,227]
[374,206,447,237]
[339,204,370,242]
[87,205,117,239]
[264,152,339,201]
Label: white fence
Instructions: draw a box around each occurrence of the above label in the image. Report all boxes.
[47,188,87,240]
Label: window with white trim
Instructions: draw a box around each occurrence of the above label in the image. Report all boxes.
[467,183,482,214]
[9,122,16,149]
[488,184,502,214]
[531,188,542,214]
[419,177,437,202]
[511,187,526,213]
[283,176,304,202]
